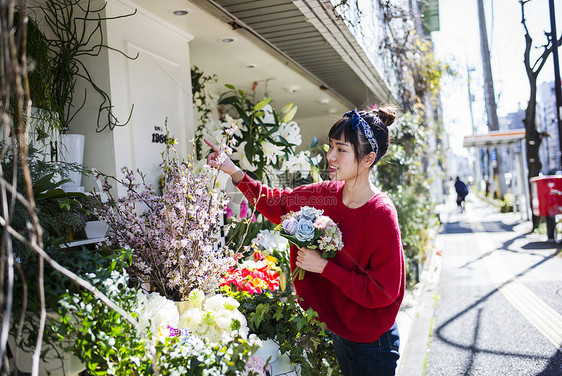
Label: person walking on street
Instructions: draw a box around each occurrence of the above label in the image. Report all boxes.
[454,176,469,212]
[206,107,405,376]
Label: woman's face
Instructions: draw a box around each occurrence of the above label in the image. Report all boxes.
[326,136,361,181]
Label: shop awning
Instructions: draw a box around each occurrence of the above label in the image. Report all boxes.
[192,0,396,108]
[463,129,526,148]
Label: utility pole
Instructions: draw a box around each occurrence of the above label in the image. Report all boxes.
[476,0,506,198]
[549,0,562,169]
[467,64,482,189]
[467,65,477,134]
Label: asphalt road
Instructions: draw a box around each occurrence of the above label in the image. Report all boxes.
[405,196,562,376]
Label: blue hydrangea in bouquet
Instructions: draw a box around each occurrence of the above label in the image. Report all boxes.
[275,206,344,281]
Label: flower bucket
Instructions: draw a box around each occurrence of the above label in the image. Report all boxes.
[254,338,279,363]
[84,220,109,239]
[59,134,85,190]
[174,300,196,315]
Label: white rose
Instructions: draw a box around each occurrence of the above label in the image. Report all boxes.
[214,313,233,330]
[203,294,227,311]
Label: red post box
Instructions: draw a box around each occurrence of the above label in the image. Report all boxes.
[529,176,562,216]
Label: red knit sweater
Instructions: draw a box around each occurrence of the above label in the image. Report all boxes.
[235,174,405,343]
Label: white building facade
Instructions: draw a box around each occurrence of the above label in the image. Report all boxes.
[43,0,399,191]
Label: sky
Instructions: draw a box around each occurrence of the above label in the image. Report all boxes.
[432,0,562,155]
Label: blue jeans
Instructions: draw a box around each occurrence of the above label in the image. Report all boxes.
[331,322,400,376]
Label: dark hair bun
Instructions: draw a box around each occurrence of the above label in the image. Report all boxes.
[374,105,398,127]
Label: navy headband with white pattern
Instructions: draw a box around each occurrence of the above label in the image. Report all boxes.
[343,110,384,163]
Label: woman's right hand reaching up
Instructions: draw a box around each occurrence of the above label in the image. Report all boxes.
[205,138,244,184]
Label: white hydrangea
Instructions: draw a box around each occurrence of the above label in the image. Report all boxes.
[177,293,248,345]
[178,307,203,328]
[133,291,180,338]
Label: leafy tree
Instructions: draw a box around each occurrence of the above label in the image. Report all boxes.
[376,112,441,285]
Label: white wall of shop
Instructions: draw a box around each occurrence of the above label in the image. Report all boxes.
[297,114,341,150]
[107,0,194,192]
[73,0,195,193]
[71,0,354,192]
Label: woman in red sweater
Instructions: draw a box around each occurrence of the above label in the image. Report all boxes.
[206,107,404,376]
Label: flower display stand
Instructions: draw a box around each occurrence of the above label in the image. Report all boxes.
[8,313,84,375]
[174,300,196,315]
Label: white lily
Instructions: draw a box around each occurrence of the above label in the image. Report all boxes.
[259,104,276,124]
[277,121,302,147]
[282,150,316,178]
[231,141,257,172]
[261,140,285,165]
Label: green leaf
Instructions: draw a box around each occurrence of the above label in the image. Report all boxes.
[225,84,235,90]
[273,309,284,321]
[218,95,239,106]
[238,108,252,126]
[36,187,66,200]
[33,172,56,193]
[276,135,292,148]
[57,197,71,210]
[253,97,271,112]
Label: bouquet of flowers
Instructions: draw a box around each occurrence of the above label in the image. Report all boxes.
[275,206,344,280]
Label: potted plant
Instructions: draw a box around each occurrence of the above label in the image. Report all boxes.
[1,142,91,261]
[23,0,137,189]
[10,247,115,375]
[34,0,137,134]
[224,286,340,375]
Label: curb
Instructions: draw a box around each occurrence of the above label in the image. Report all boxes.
[396,206,445,376]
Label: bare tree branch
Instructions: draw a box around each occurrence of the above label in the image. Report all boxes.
[0,2,23,371]
[0,2,140,373]
[0,217,141,330]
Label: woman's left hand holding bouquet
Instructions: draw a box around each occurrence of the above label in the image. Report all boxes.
[205,138,244,184]
[296,247,328,274]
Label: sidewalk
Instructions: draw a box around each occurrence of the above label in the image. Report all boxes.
[396,195,497,375]
[396,193,562,375]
